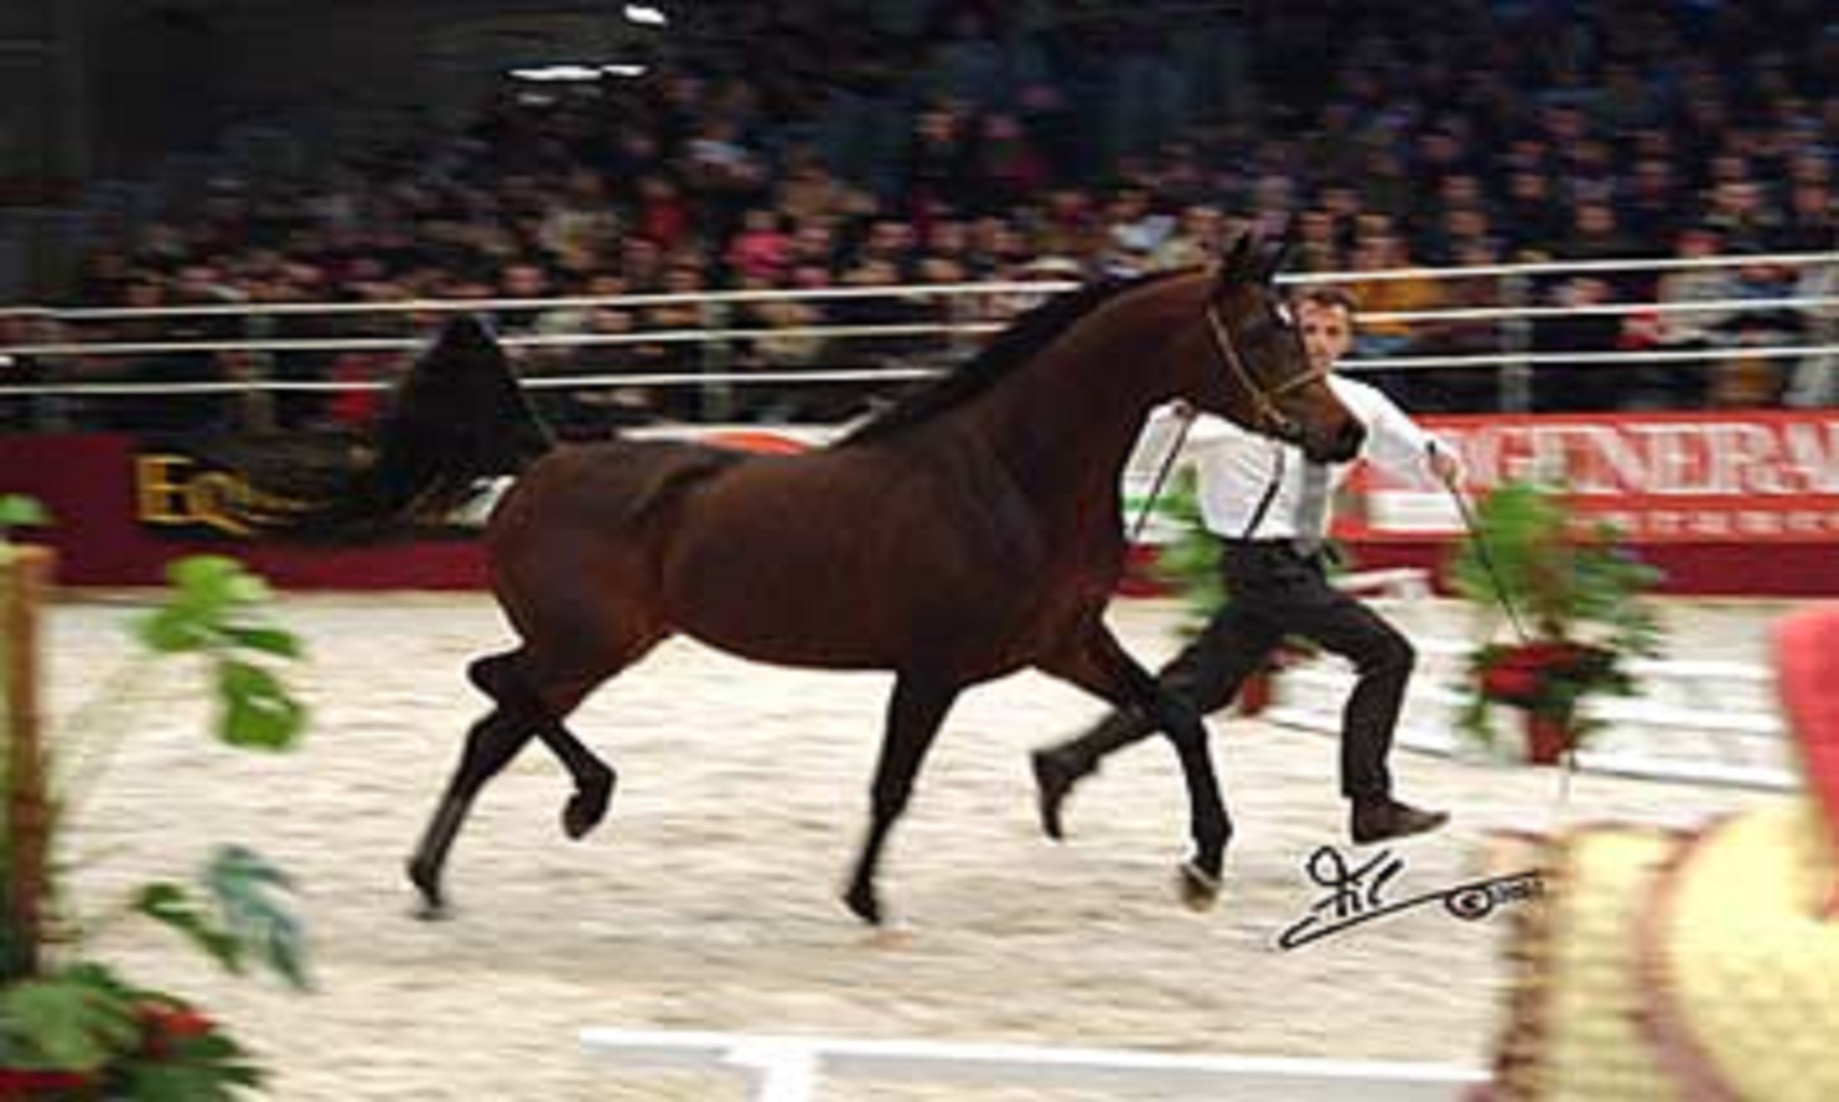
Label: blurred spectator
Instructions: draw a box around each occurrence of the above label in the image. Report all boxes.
[1533,276,1624,412]
[969,113,1052,214]
[1150,204,1225,270]
[632,261,713,420]
[546,303,657,433]
[1648,225,1736,407]
[730,266,830,422]
[726,208,792,282]
[1293,208,1343,274]
[1030,188,1104,268]
[983,254,1081,323]
[1343,234,1441,360]
[1498,169,1568,257]
[1709,258,1802,407]
[1788,252,1839,408]
[904,103,976,227]
[1407,240,1508,413]
[1701,178,1783,254]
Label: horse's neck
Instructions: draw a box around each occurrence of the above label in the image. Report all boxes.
[966,323,1173,532]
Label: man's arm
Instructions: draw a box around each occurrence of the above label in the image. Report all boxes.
[1354,386,1463,488]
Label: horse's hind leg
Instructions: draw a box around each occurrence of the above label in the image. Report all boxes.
[407,651,545,917]
[517,622,667,840]
[537,723,615,840]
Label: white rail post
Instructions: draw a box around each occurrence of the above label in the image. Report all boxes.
[724,1037,819,1102]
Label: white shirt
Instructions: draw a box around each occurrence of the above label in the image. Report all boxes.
[1140,374,1449,542]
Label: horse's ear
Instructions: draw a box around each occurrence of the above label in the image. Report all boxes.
[1217,230,1257,285]
[1256,237,1292,284]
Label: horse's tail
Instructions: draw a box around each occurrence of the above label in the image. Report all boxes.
[306,314,555,534]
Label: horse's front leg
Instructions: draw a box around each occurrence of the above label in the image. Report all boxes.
[843,673,961,925]
[1040,623,1231,910]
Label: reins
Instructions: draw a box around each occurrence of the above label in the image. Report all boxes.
[1445,472,1532,644]
[1203,302,1330,444]
[1126,406,1196,545]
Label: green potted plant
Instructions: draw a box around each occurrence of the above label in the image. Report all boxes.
[1449,479,1664,763]
[2,523,310,1099]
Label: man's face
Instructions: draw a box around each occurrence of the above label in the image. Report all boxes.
[1297,300,1354,372]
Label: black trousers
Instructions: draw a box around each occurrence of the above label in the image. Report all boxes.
[1070,539,1416,800]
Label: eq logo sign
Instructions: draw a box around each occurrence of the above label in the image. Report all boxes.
[134,453,303,537]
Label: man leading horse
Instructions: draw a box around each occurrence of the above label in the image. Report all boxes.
[1033,284,1462,849]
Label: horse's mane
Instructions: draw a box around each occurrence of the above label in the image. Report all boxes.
[838,268,1189,446]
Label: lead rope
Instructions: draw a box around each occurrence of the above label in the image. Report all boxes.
[1126,408,1197,544]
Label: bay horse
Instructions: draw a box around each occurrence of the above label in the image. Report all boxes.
[337,234,1364,925]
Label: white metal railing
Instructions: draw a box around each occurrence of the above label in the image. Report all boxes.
[578,1028,1489,1101]
[5,245,1834,320]
[0,278,1082,320]
[0,324,995,361]
[2,249,1834,406]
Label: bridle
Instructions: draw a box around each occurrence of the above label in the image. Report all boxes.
[1202,296,1329,446]
[1126,293,1332,544]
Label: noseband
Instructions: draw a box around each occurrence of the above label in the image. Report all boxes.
[1203,300,1329,444]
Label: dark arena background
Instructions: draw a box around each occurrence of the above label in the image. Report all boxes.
[3,2,1838,1098]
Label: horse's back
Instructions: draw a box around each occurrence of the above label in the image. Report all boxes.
[503,438,743,527]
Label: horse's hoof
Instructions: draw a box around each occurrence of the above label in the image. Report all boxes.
[406,856,446,919]
[562,766,616,840]
[1031,749,1079,841]
[864,927,913,951]
[843,882,882,926]
[1176,860,1222,912]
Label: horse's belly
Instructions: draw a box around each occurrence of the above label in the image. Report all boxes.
[673,571,924,670]
[686,624,894,671]
[666,547,1033,674]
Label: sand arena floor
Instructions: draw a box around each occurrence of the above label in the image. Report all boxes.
[40,593,1794,1100]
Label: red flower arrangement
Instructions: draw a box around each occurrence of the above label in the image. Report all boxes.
[1451,481,1662,762]
[0,1067,93,1097]
[1463,641,1632,763]
[1474,642,1619,714]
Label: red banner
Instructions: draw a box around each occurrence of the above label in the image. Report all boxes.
[1337,411,1839,544]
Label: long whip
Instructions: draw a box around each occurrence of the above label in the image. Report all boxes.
[1445,478,1532,645]
[1127,409,1197,544]
[1445,475,1579,804]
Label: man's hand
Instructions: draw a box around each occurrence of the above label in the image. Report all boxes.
[1428,441,1463,487]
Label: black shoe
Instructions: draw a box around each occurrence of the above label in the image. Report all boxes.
[1350,798,1449,845]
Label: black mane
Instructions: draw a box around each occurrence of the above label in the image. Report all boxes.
[839,269,1187,446]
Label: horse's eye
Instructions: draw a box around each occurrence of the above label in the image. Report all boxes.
[1273,302,1295,329]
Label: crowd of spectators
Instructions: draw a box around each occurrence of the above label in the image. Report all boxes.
[11,0,1839,432]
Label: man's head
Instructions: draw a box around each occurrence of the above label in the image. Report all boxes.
[1292,287,1357,374]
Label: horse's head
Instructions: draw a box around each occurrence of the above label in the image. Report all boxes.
[1184,233,1365,463]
